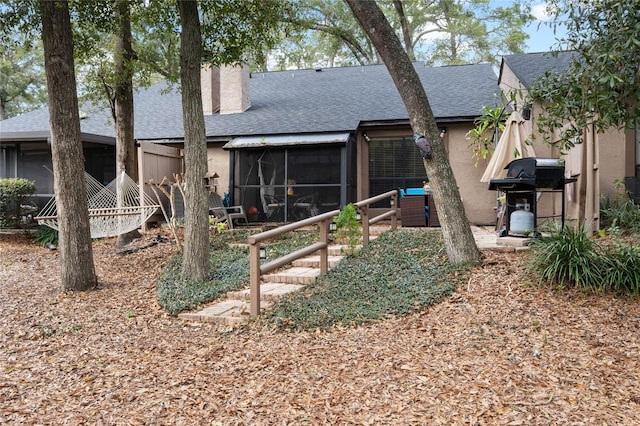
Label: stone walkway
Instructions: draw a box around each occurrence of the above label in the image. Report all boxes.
[178,225,529,325]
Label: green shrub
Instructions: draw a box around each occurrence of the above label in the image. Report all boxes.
[599,242,640,296]
[266,229,463,330]
[33,226,59,247]
[600,185,640,234]
[0,178,37,228]
[526,223,602,291]
[526,223,640,295]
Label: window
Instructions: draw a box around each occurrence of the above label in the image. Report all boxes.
[369,136,427,204]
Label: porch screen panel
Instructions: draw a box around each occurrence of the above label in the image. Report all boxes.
[369,137,427,207]
[237,149,285,220]
[287,146,341,214]
[84,147,116,185]
[16,149,54,211]
[236,146,342,222]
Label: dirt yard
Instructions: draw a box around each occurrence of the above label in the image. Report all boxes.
[1,231,639,425]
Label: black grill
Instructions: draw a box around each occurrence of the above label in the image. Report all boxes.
[488,158,569,191]
[488,158,576,237]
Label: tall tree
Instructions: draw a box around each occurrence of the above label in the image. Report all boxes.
[40,0,97,291]
[0,37,46,120]
[67,0,141,247]
[277,0,532,69]
[422,0,532,66]
[344,0,481,265]
[114,0,140,247]
[529,0,640,148]
[176,0,209,281]
[280,0,376,68]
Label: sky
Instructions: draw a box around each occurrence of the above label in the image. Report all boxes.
[506,0,568,53]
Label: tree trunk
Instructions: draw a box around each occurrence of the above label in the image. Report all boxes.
[392,0,415,61]
[345,0,480,266]
[114,0,141,247]
[40,0,98,290]
[177,0,209,281]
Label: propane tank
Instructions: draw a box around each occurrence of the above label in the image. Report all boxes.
[510,209,534,234]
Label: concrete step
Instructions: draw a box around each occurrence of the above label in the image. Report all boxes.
[497,236,532,247]
[226,283,305,301]
[292,254,344,268]
[178,299,273,325]
[262,266,320,285]
[328,244,362,256]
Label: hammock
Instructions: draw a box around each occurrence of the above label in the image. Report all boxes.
[35,171,160,239]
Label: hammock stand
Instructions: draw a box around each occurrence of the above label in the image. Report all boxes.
[35,171,160,239]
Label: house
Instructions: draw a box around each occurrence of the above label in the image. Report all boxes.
[0,104,117,209]
[141,62,501,224]
[1,61,502,226]
[499,51,638,232]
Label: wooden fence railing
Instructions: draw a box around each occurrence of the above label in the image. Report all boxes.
[247,190,398,316]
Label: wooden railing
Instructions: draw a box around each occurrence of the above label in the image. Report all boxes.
[247,190,398,316]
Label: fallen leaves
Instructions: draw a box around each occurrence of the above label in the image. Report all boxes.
[1,233,639,424]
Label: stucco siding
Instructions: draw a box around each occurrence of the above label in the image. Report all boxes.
[206,143,231,196]
[446,123,496,225]
[597,128,628,198]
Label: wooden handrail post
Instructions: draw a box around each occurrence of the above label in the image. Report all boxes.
[360,206,369,246]
[391,193,398,229]
[319,220,329,274]
[249,242,261,317]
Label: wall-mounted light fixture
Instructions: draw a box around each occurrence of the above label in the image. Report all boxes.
[390,198,395,207]
[355,212,362,221]
[329,222,337,232]
[259,246,267,260]
[362,132,371,142]
[522,105,532,121]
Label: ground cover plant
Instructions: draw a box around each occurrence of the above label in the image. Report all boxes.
[265,229,466,330]
[156,228,317,315]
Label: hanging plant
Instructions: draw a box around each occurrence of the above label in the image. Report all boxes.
[466,105,508,166]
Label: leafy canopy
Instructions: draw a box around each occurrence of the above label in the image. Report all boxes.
[528,0,640,149]
[273,0,533,69]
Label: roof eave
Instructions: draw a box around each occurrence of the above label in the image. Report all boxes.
[0,131,115,145]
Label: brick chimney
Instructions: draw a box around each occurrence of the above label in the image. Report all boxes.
[219,63,251,115]
[201,64,220,115]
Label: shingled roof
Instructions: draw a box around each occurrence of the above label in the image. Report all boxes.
[499,51,576,89]
[138,62,498,141]
[1,62,498,143]
[0,100,115,142]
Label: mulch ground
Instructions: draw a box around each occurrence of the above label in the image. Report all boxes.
[1,230,639,425]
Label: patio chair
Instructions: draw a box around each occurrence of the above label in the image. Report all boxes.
[293,193,320,220]
[209,192,248,229]
[264,194,284,221]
